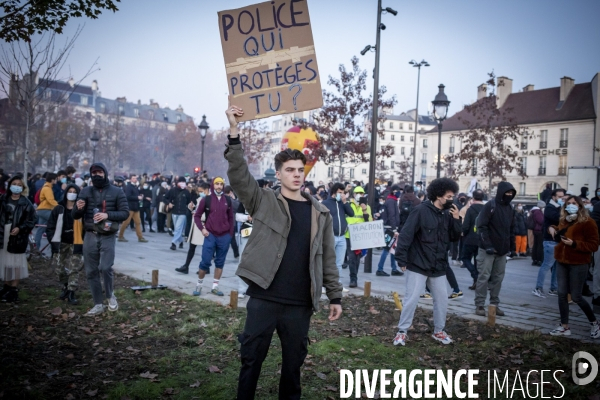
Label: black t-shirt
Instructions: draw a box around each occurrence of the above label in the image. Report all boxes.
[246,196,312,306]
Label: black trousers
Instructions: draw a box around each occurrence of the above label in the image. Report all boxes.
[237,297,312,400]
[346,238,361,281]
[230,235,239,258]
[532,231,543,263]
[183,243,197,268]
[140,207,152,231]
[461,244,479,281]
[157,212,166,232]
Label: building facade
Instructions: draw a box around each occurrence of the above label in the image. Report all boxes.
[425,74,600,198]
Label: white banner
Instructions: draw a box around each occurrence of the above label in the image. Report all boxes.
[348,220,386,250]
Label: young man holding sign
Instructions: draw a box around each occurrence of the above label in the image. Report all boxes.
[224,105,342,399]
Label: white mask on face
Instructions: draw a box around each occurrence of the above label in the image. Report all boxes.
[178,182,186,189]
[354,194,361,202]
[66,193,78,201]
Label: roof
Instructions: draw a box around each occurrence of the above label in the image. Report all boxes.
[383,114,436,125]
[95,97,192,124]
[438,82,596,133]
[39,79,93,95]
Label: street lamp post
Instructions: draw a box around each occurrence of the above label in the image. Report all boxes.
[90,130,100,164]
[198,115,209,173]
[360,1,397,273]
[431,84,450,178]
[409,59,429,185]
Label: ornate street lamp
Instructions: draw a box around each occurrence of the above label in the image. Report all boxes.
[90,130,100,164]
[431,84,450,178]
[198,115,209,173]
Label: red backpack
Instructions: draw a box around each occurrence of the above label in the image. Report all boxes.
[34,188,42,205]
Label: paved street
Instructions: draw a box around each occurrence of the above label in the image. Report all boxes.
[111,228,598,342]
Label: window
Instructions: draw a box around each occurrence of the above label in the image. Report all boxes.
[100,102,106,112]
[391,134,395,141]
[540,130,548,149]
[379,122,384,128]
[520,157,527,175]
[350,169,354,178]
[391,161,395,169]
[401,135,405,142]
[409,124,413,130]
[362,169,367,175]
[421,152,427,164]
[449,137,455,153]
[81,96,88,106]
[327,167,333,177]
[134,108,139,118]
[389,122,394,129]
[539,156,546,175]
[399,123,403,130]
[423,139,428,148]
[381,160,385,168]
[410,148,414,155]
[400,147,405,155]
[560,128,568,147]
[410,135,414,142]
[177,114,182,123]
[163,113,168,122]
[472,158,478,176]
[44,90,52,99]
[521,135,528,150]
[149,110,154,120]
[519,182,526,196]
[421,167,426,180]
[118,105,124,116]
[558,155,567,175]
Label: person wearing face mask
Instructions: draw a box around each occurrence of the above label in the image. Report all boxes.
[322,183,354,291]
[139,181,154,233]
[72,163,130,316]
[374,196,386,220]
[532,188,566,298]
[514,203,528,257]
[117,175,148,243]
[0,175,36,303]
[46,184,84,305]
[53,170,68,203]
[155,180,169,233]
[548,196,600,339]
[579,187,590,200]
[474,181,517,317]
[377,185,403,277]
[165,176,194,251]
[392,178,461,346]
[590,187,600,205]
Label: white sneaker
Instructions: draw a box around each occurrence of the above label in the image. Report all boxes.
[238,292,245,299]
[432,330,453,344]
[393,331,407,346]
[321,287,326,294]
[549,325,571,336]
[108,295,118,312]
[86,304,105,317]
[591,322,600,339]
[532,288,546,298]
[342,287,349,293]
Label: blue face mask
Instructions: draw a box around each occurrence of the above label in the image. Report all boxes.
[565,204,579,215]
[10,185,22,194]
[557,198,564,206]
[199,193,206,198]
[335,193,342,202]
[60,177,67,184]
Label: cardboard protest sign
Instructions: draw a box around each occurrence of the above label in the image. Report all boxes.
[348,220,386,251]
[218,0,323,121]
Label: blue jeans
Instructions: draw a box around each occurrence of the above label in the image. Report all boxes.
[334,236,346,283]
[536,241,558,291]
[199,232,231,272]
[377,249,398,272]
[171,214,187,245]
[35,209,52,249]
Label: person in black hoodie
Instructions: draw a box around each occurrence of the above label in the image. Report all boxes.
[393,178,461,346]
[46,184,84,305]
[461,189,485,290]
[474,181,516,317]
[165,176,193,251]
[590,201,600,308]
[139,180,154,233]
[72,163,129,316]
[117,175,148,243]
[321,183,354,289]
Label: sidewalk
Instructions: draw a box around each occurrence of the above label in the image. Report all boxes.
[113,229,598,342]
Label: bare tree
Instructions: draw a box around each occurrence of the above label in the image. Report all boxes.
[308,56,396,182]
[0,27,97,178]
[443,71,528,191]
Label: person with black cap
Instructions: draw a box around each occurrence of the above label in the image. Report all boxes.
[72,163,129,316]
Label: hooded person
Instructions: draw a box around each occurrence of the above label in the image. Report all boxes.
[580,186,590,200]
[591,187,600,205]
[46,183,85,305]
[72,162,130,316]
[164,176,193,250]
[474,181,516,317]
[192,176,235,296]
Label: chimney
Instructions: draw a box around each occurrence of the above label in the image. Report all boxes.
[523,84,534,92]
[496,76,513,108]
[560,76,575,102]
[477,83,487,100]
[91,80,98,91]
[68,77,74,87]
[137,99,141,105]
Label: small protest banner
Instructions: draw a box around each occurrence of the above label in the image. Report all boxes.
[348,220,386,251]
[218,0,323,121]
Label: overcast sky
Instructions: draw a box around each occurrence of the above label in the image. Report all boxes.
[47,0,600,129]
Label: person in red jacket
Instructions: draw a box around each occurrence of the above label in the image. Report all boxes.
[548,196,600,339]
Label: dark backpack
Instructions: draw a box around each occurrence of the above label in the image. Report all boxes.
[474,199,495,233]
[525,212,535,230]
[203,194,232,216]
[399,200,413,226]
